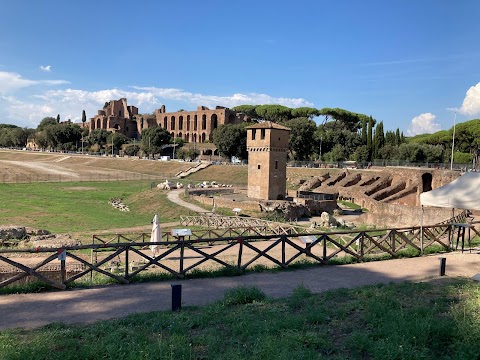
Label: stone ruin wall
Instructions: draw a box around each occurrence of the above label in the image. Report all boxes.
[297,168,461,227]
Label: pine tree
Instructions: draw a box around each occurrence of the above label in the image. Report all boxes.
[82,110,86,123]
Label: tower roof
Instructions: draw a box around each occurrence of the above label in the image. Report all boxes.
[246,121,290,131]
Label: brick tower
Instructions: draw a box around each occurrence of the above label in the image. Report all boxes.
[246,121,290,200]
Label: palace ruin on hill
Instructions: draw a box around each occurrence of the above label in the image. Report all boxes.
[85,98,251,142]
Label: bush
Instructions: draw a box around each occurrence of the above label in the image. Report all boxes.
[222,285,266,306]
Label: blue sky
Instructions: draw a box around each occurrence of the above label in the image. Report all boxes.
[1,0,480,135]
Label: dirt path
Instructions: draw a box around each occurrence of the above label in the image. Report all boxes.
[1,251,479,330]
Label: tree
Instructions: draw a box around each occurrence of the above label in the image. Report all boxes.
[82,110,86,124]
[141,127,171,156]
[367,116,374,161]
[255,105,292,123]
[56,114,60,123]
[107,132,130,154]
[212,123,248,159]
[37,117,58,131]
[284,117,317,160]
[373,121,385,159]
[124,144,140,157]
[232,105,258,119]
[290,107,320,119]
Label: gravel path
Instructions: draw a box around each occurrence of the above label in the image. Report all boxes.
[1,251,479,330]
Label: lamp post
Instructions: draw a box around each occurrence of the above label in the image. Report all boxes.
[450,112,457,171]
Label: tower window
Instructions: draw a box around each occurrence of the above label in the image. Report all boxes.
[252,129,256,140]
[257,164,261,170]
[261,129,265,139]
[275,160,278,170]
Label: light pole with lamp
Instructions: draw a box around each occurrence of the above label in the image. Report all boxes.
[450,112,457,171]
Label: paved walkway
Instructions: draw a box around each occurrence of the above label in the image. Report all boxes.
[167,189,210,213]
[1,250,479,330]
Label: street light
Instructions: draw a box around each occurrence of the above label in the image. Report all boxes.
[450,112,457,171]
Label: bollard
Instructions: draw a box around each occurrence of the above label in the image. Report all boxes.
[171,284,182,311]
[439,257,446,276]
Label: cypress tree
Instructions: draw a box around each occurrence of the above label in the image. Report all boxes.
[56,114,60,123]
[361,120,367,145]
[82,110,86,123]
[367,116,374,161]
[395,128,401,145]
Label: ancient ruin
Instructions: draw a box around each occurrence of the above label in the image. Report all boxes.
[85,98,251,142]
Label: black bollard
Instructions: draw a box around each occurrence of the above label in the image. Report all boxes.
[439,257,446,276]
[171,284,182,311]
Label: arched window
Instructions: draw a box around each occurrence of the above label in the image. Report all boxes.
[211,114,218,129]
[179,116,183,130]
[171,116,176,130]
[96,119,101,129]
[201,133,206,143]
[186,115,190,131]
[202,114,207,130]
[194,115,198,131]
[163,116,167,128]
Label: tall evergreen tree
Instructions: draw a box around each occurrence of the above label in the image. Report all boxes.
[367,116,374,161]
[361,120,367,145]
[395,128,401,145]
[82,110,86,124]
[56,114,60,123]
[374,121,385,158]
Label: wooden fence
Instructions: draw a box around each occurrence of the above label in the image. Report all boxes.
[0,215,476,291]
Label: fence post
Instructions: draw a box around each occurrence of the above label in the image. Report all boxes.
[125,246,129,279]
[323,235,328,262]
[237,237,243,269]
[360,232,365,259]
[179,240,185,275]
[281,235,286,267]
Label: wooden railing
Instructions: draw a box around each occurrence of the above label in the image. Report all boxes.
[1,217,477,290]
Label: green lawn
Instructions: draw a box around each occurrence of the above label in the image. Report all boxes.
[0,279,478,359]
[0,181,196,233]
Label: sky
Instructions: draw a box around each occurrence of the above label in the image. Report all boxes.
[1,0,480,136]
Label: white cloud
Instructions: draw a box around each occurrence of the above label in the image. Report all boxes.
[407,113,442,136]
[40,65,51,72]
[132,86,314,108]
[2,84,314,127]
[0,71,69,95]
[459,82,480,116]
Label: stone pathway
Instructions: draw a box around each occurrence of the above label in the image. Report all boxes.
[1,250,479,330]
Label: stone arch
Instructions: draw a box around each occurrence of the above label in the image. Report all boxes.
[202,114,207,130]
[201,132,206,143]
[422,173,432,192]
[186,115,190,131]
[179,116,184,130]
[171,116,176,130]
[163,116,167,128]
[211,114,218,129]
[194,115,198,131]
[193,133,197,143]
[96,119,101,129]
[185,133,189,141]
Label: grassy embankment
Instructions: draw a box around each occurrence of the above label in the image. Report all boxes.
[0,181,197,234]
[0,279,478,359]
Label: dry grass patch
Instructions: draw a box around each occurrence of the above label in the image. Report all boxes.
[186,165,248,185]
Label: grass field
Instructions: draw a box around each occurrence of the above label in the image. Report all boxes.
[0,278,478,360]
[0,181,198,233]
[185,165,248,186]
